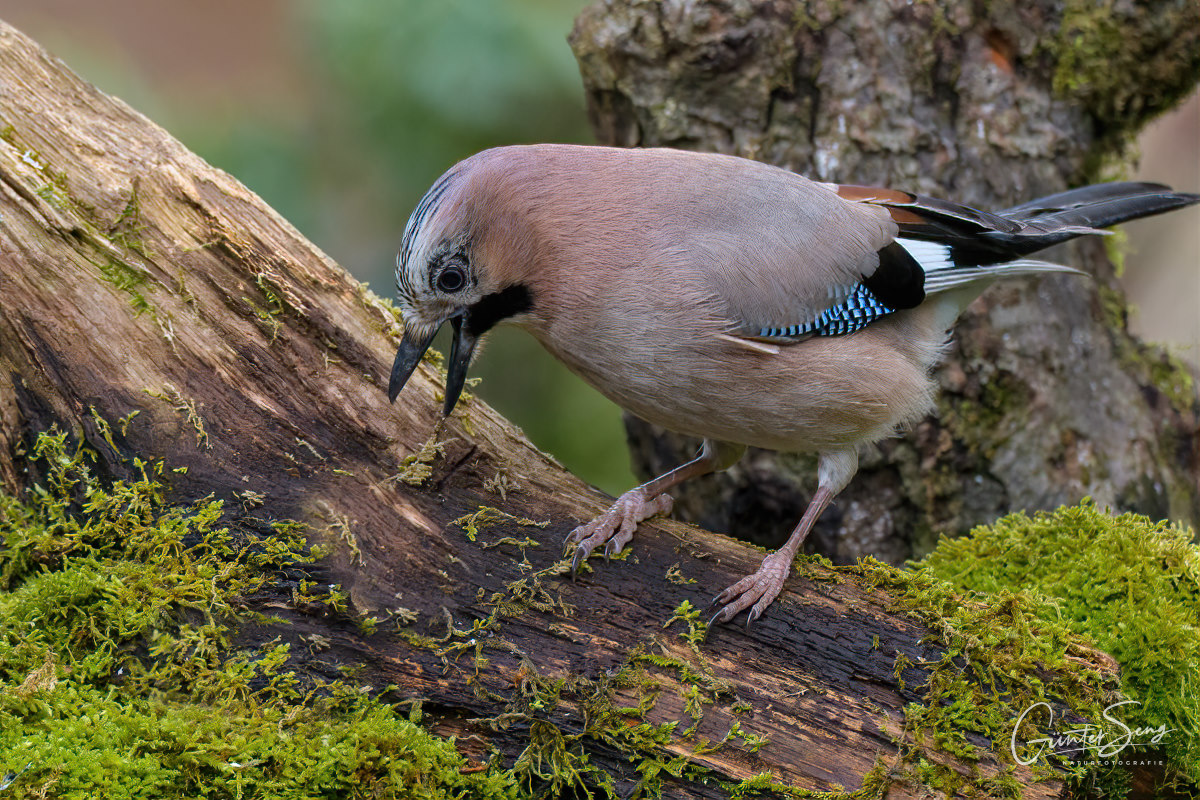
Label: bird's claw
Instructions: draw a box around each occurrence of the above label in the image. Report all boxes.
[708,551,793,628]
[569,545,586,581]
[563,489,674,578]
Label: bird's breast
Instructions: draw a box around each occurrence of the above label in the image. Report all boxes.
[520,308,943,453]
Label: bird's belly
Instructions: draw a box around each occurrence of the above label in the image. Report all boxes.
[536,326,938,453]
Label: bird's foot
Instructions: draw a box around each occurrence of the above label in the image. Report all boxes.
[709,550,794,627]
[565,489,674,576]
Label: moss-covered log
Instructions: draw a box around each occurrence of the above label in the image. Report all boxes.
[0,17,1127,799]
[570,0,1200,565]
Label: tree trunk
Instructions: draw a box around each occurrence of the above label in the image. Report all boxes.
[570,0,1200,564]
[0,17,1127,799]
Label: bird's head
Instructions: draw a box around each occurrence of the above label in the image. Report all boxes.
[388,162,533,415]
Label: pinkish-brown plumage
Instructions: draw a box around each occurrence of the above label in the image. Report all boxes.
[388,143,1199,625]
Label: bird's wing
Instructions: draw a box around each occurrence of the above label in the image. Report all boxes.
[663,163,907,337]
[708,180,1101,343]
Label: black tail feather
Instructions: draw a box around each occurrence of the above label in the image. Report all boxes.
[1000,181,1200,231]
[892,182,1199,266]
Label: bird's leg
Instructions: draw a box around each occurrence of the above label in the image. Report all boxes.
[566,439,745,576]
[711,448,858,626]
[709,488,834,626]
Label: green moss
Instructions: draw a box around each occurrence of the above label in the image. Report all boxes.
[466,536,1129,797]
[791,0,844,32]
[1148,352,1197,411]
[0,429,520,799]
[724,757,894,799]
[1096,283,1128,333]
[433,549,761,798]
[143,384,211,449]
[490,650,715,800]
[394,430,447,486]
[315,500,361,566]
[664,562,697,585]
[938,369,1031,460]
[1052,1,1126,99]
[96,255,155,317]
[1048,0,1200,131]
[38,162,160,319]
[846,554,1118,797]
[34,173,74,212]
[5,428,1166,798]
[107,186,152,260]
[452,506,548,543]
[356,284,405,340]
[1102,228,1129,278]
[246,272,288,342]
[3,131,75,214]
[917,501,1200,788]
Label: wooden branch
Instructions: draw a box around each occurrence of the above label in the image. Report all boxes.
[0,19,1117,798]
[571,0,1200,564]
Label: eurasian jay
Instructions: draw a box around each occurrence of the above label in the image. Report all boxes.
[387,144,1198,625]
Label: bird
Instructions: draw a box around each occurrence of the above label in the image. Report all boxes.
[387,143,1198,626]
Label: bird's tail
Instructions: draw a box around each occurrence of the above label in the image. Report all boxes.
[840,181,1198,296]
[832,181,1197,331]
[994,182,1200,253]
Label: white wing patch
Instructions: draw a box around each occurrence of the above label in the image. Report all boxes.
[923,259,1086,293]
[896,237,1085,294]
[896,238,953,273]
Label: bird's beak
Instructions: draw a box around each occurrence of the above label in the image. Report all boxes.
[443,315,478,416]
[388,323,439,403]
[387,314,478,417]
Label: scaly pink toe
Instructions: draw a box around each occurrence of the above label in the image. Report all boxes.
[566,489,674,576]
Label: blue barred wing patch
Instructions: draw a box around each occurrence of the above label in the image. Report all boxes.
[757,284,895,338]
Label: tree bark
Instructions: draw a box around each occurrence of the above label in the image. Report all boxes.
[570,0,1200,564]
[0,18,1124,799]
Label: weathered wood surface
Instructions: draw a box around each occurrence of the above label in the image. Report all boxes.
[0,19,1112,799]
[571,0,1200,564]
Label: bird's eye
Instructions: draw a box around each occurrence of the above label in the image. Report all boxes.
[436,265,466,293]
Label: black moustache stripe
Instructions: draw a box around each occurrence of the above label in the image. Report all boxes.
[465,284,533,337]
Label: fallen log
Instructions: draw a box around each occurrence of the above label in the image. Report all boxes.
[0,19,1119,798]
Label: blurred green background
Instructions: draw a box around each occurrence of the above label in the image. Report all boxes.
[3,0,636,495]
